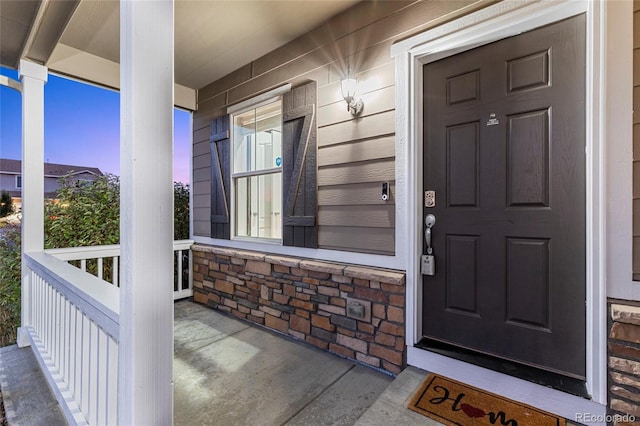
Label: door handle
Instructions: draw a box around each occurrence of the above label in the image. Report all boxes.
[422,214,437,276]
[425,214,436,254]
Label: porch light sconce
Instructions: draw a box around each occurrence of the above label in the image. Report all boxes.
[341,75,363,116]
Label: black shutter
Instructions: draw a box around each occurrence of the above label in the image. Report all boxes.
[282,81,318,248]
[210,115,231,239]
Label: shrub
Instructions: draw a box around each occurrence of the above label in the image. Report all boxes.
[0,225,21,346]
[0,191,13,218]
[44,174,121,248]
[0,173,190,346]
[174,182,190,240]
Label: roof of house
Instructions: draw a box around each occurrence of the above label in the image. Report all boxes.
[0,158,103,177]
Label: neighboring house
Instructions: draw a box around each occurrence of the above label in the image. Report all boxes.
[0,158,103,210]
[3,1,640,424]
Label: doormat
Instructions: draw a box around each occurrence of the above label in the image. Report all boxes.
[408,374,566,426]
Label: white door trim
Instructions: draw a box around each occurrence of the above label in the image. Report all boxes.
[392,0,607,419]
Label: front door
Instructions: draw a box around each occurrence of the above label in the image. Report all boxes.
[422,15,586,379]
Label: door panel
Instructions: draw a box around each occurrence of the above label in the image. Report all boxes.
[445,235,480,315]
[507,110,549,207]
[422,15,586,379]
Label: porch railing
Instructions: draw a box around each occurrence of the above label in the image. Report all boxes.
[46,240,195,300]
[23,251,119,425]
[22,240,194,425]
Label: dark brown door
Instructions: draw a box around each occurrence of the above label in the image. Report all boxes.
[422,15,586,379]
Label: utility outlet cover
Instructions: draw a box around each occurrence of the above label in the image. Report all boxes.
[346,297,371,322]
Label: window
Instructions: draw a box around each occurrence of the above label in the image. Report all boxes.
[16,175,21,188]
[210,81,317,247]
[231,100,283,240]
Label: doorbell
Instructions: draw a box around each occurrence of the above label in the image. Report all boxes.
[381,182,389,201]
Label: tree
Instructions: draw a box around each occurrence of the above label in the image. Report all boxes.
[0,191,13,218]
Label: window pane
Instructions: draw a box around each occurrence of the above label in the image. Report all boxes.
[235,177,250,236]
[235,173,282,239]
[256,102,282,170]
[233,109,255,174]
[233,100,282,174]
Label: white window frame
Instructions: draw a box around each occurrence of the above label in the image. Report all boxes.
[16,175,22,189]
[228,86,290,244]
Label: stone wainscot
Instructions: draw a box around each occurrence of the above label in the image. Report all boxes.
[608,300,640,420]
[192,244,407,374]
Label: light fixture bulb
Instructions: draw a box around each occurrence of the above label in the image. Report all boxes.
[341,77,357,102]
[340,75,363,116]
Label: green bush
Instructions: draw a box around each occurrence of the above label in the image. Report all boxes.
[174,182,190,240]
[0,225,21,347]
[44,174,121,248]
[0,173,190,346]
[0,191,13,218]
[44,175,190,246]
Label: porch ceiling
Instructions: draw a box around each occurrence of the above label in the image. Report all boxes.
[0,0,360,92]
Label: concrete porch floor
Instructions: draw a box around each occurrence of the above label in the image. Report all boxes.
[0,300,442,425]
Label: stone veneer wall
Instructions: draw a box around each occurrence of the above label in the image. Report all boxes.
[608,300,640,419]
[191,244,406,374]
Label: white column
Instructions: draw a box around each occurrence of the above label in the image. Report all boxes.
[16,60,47,348]
[118,1,175,424]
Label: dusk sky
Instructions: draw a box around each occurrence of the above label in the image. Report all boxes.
[0,67,191,184]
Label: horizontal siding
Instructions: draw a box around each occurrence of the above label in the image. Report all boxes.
[318,110,395,147]
[318,136,395,167]
[192,175,211,237]
[318,85,395,127]
[192,0,495,252]
[635,86,640,124]
[193,221,210,237]
[192,181,210,197]
[635,124,640,159]
[635,2,640,279]
[318,205,395,228]
[249,1,417,80]
[193,92,226,131]
[192,167,210,183]
[193,141,209,156]
[319,182,396,206]
[194,126,211,143]
[197,1,417,102]
[193,153,210,169]
[634,199,640,235]
[319,226,395,255]
[635,49,640,86]
[318,159,395,186]
[198,64,252,104]
[228,62,331,106]
[193,207,210,223]
[0,174,17,190]
[318,61,395,107]
[193,194,211,209]
[327,40,395,85]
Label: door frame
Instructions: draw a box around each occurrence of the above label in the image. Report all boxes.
[391,0,608,417]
